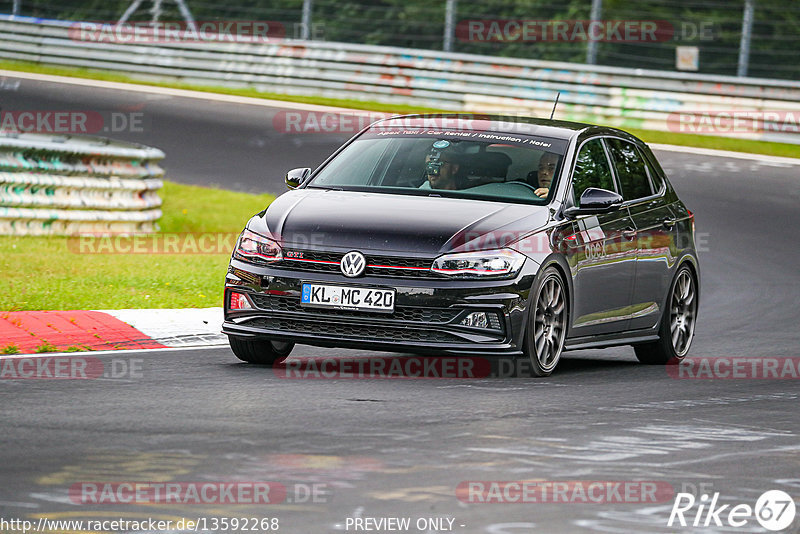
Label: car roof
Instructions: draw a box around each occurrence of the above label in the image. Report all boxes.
[371,113,642,144]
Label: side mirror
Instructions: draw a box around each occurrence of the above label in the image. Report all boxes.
[285,167,311,190]
[563,187,623,217]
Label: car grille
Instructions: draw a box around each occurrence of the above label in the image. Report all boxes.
[249,294,461,323]
[242,317,464,343]
[275,250,440,279]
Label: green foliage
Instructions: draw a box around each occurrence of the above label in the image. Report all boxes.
[65,345,92,352]
[0,181,275,311]
[5,0,798,79]
[34,342,58,353]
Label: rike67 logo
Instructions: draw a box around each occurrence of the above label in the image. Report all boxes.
[668,490,796,531]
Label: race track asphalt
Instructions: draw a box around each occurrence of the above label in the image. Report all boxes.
[1,74,799,533]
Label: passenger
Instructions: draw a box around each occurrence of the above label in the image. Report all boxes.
[534,152,559,198]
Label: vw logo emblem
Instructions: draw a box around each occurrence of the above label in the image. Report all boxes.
[340,251,366,277]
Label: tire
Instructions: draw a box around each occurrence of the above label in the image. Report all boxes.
[228,335,294,365]
[634,265,697,365]
[523,266,568,377]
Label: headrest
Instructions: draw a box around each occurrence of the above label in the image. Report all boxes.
[464,151,512,181]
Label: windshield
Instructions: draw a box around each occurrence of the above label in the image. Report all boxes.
[308,129,567,204]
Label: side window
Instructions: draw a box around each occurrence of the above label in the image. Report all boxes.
[313,138,392,186]
[572,139,615,206]
[640,149,665,193]
[606,138,653,201]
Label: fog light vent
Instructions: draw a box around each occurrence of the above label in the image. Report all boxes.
[461,311,502,330]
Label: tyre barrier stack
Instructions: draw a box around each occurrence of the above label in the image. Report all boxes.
[0,132,164,235]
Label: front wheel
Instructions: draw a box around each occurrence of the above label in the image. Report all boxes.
[229,336,295,365]
[634,265,697,364]
[523,266,568,377]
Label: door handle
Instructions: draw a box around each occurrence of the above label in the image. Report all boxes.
[622,227,637,240]
[662,218,676,229]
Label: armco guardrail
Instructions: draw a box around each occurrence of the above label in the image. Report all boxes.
[0,132,163,235]
[2,16,800,144]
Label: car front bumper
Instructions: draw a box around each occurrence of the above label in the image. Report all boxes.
[221,258,539,356]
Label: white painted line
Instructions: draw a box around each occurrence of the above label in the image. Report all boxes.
[649,143,800,165]
[0,343,227,359]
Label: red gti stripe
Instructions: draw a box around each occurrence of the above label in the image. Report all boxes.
[368,264,430,270]
[284,258,340,265]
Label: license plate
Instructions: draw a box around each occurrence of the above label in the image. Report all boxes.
[301,283,395,312]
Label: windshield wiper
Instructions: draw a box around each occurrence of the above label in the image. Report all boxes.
[307,185,343,191]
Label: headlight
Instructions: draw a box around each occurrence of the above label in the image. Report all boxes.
[431,248,525,278]
[233,229,282,264]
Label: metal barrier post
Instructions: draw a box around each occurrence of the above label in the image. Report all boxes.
[737,0,755,77]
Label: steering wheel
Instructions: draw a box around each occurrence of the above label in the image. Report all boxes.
[504,180,538,192]
[505,180,545,198]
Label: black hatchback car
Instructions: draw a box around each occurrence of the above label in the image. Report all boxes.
[223,114,699,376]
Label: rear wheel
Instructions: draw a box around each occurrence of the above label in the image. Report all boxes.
[523,266,568,377]
[229,336,294,365]
[634,265,697,364]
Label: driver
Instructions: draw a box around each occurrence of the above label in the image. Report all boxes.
[534,152,559,198]
[422,141,462,190]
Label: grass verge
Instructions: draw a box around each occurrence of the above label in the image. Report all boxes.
[2,59,798,158]
[0,181,274,310]
[624,128,799,158]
